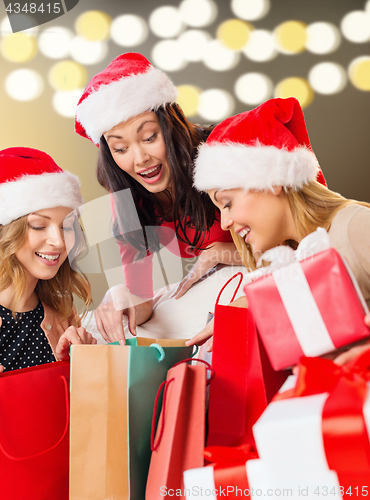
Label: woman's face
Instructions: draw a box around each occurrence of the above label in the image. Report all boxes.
[104,111,172,195]
[15,207,76,285]
[208,187,297,258]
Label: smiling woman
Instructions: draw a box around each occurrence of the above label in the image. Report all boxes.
[187,97,370,364]
[0,148,95,372]
[75,52,241,343]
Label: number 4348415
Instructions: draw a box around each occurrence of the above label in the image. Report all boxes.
[6,3,62,14]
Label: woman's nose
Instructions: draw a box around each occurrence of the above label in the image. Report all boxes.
[134,144,150,167]
[221,213,233,231]
[47,226,65,248]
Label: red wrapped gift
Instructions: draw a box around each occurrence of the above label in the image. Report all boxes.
[244,228,370,370]
[183,444,257,499]
[251,353,370,498]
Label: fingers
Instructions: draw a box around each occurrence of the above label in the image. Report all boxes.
[186,319,214,348]
[0,364,4,374]
[334,343,370,366]
[124,306,137,338]
[206,336,213,353]
[55,337,73,361]
[94,308,110,343]
[94,303,126,344]
[55,326,97,361]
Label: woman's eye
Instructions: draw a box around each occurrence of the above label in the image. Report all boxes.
[114,147,127,154]
[29,225,44,231]
[223,202,231,209]
[144,133,157,143]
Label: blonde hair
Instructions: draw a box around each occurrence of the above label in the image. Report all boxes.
[232,181,370,271]
[0,215,92,321]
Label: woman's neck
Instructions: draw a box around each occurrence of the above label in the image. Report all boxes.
[0,280,39,312]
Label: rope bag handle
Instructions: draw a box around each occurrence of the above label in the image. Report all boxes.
[150,358,214,451]
[215,272,244,306]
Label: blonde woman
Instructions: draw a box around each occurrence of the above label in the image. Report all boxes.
[187,97,370,363]
[0,148,95,372]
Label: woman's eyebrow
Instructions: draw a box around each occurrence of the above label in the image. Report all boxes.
[30,212,50,220]
[136,120,157,133]
[214,190,219,202]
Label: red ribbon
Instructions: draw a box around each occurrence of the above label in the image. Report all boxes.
[275,351,370,496]
[203,445,258,499]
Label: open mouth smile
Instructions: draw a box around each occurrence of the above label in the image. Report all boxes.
[137,164,163,184]
[238,227,251,243]
[35,252,61,265]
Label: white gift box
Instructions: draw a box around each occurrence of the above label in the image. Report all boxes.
[246,459,342,500]
[250,372,370,495]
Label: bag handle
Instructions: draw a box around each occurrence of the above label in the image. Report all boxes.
[0,375,69,461]
[215,272,244,306]
[171,358,215,382]
[150,358,214,451]
[150,377,174,451]
[150,343,199,362]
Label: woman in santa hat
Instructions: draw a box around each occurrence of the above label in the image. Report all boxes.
[75,52,242,344]
[188,97,370,363]
[0,148,96,372]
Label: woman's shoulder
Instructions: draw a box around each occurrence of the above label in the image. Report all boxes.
[330,203,370,235]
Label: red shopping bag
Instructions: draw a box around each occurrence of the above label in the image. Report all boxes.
[0,361,70,500]
[207,273,289,447]
[146,359,212,499]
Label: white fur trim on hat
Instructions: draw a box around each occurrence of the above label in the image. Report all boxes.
[193,142,320,193]
[76,66,178,145]
[0,172,83,226]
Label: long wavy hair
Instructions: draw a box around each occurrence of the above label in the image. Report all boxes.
[231,181,370,271]
[97,103,218,258]
[0,215,92,320]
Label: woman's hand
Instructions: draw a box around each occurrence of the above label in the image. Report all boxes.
[94,285,154,344]
[0,364,4,374]
[186,318,214,352]
[185,296,248,352]
[56,326,97,361]
[171,242,241,299]
[94,285,137,344]
[334,314,370,366]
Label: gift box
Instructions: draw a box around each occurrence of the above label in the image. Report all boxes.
[250,353,370,497]
[246,459,342,500]
[183,445,257,500]
[244,228,370,370]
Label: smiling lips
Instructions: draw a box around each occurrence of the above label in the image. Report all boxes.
[238,226,251,243]
[138,164,163,184]
[35,252,61,266]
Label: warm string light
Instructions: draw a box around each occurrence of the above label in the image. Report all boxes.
[1,2,369,116]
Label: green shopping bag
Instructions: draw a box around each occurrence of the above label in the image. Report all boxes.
[69,338,194,500]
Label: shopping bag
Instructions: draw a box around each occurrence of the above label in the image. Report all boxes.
[207,273,288,447]
[0,360,70,500]
[69,338,194,500]
[146,359,213,499]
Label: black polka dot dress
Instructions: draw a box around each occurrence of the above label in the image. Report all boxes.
[0,302,55,371]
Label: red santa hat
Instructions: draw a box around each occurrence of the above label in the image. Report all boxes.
[0,147,83,226]
[194,97,326,193]
[75,52,178,145]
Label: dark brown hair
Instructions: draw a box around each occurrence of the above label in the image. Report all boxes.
[97,103,218,258]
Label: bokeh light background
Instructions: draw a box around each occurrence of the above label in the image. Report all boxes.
[0,0,369,303]
[1,0,369,201]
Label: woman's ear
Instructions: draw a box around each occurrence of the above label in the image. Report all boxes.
[272,186,283,196]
